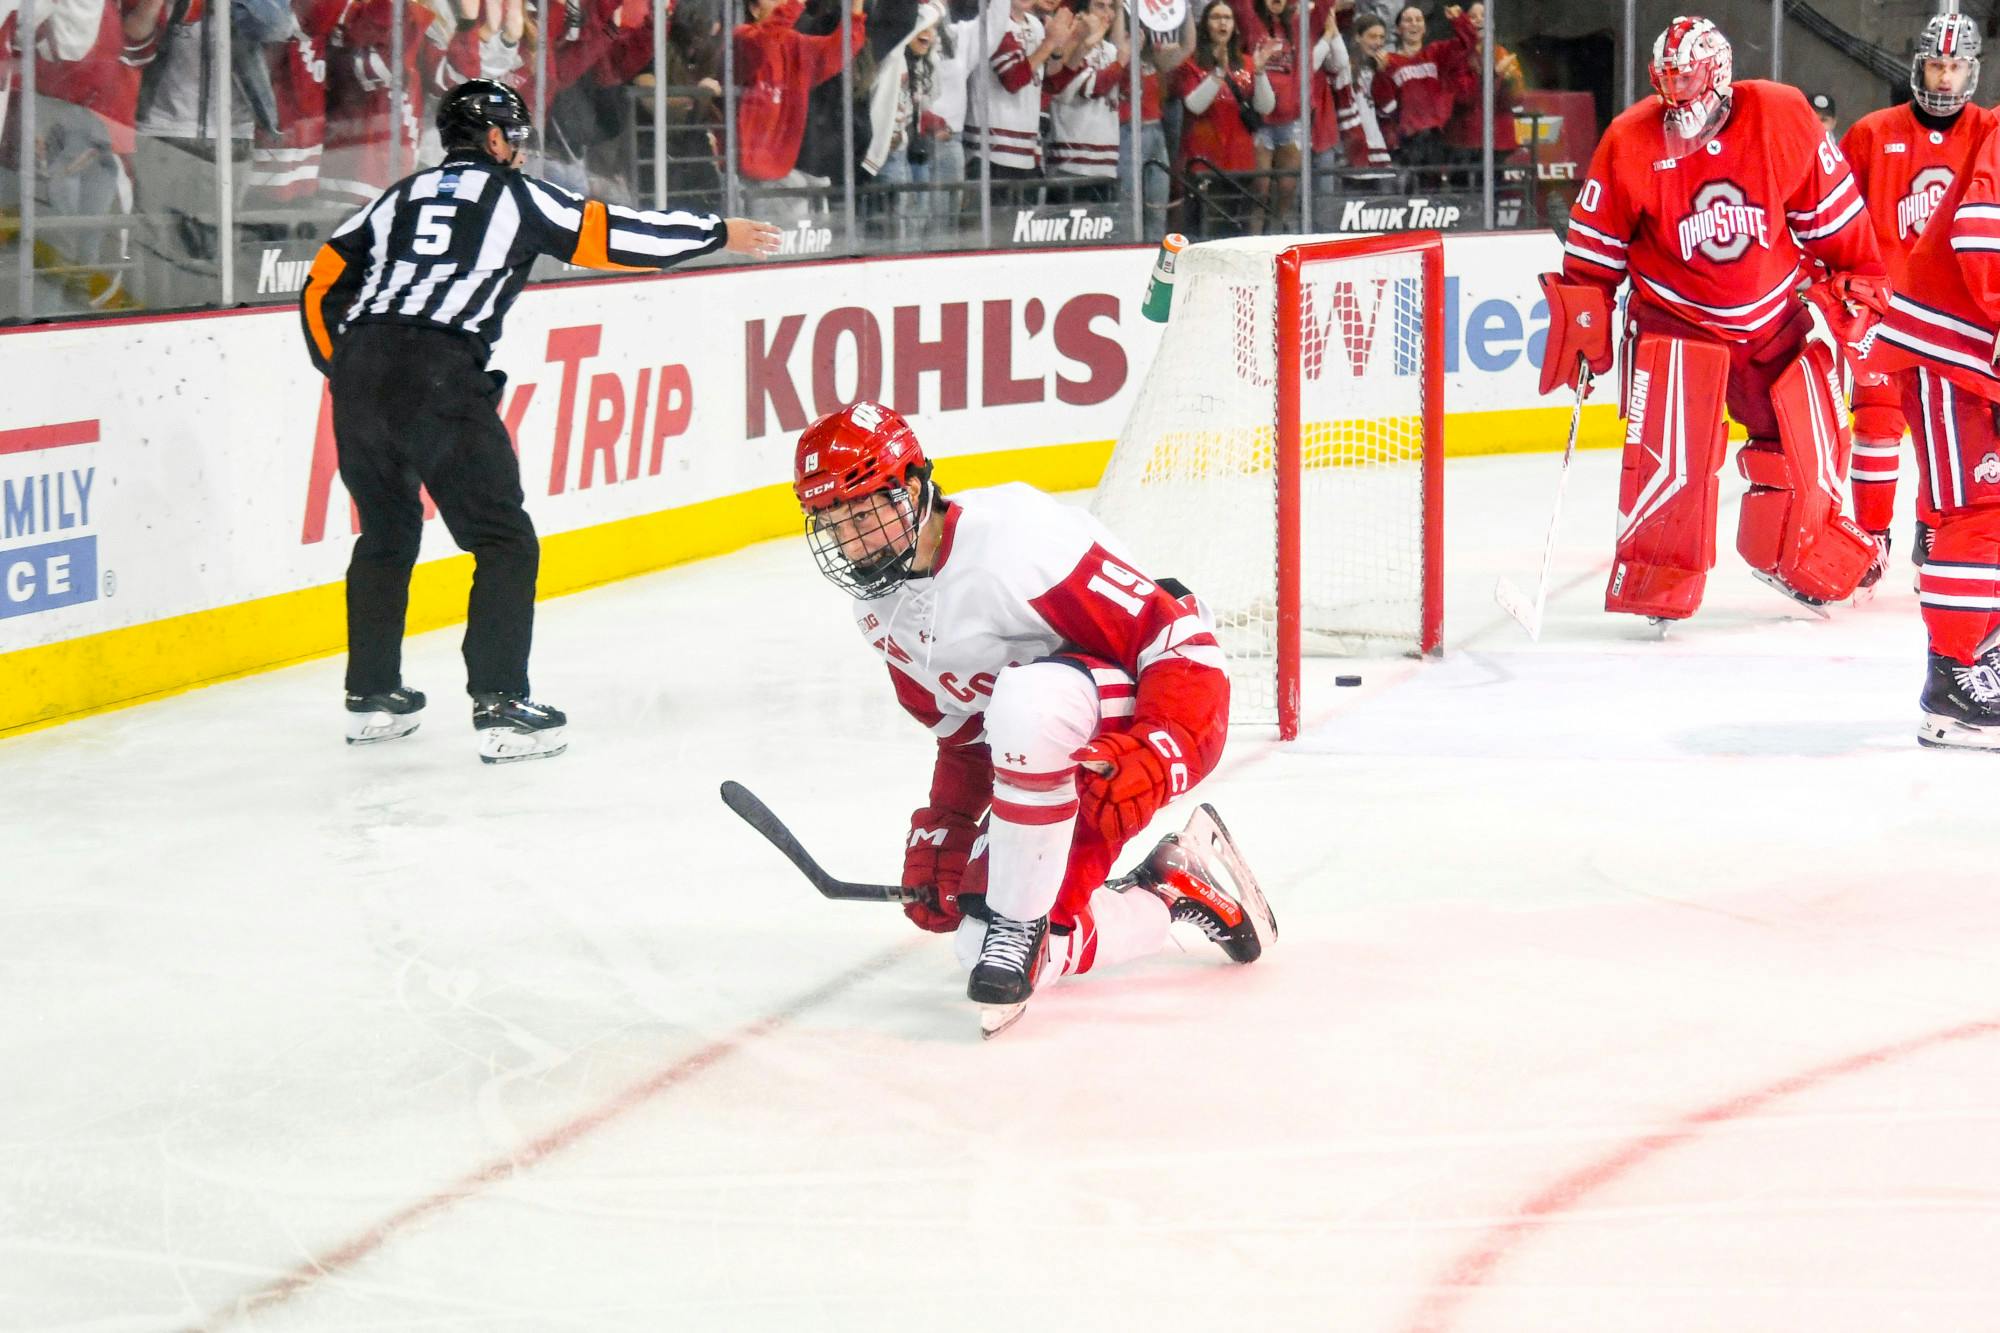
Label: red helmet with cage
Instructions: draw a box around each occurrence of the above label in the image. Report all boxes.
[1650,16,1733,141]
[793,402,938,599]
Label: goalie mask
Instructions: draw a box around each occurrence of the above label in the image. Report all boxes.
[1650,16,1733,145]
[794,401,937,599]
[1913,10,1980,117]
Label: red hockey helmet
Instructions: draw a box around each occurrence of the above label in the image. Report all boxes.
[1649,16,1732,141]
[793,401,937,599]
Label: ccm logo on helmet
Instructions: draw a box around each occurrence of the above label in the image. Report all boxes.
[800,479,837,499]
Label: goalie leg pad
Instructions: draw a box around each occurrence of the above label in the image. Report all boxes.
[1607,332,1731,619]
[1734,337,1876,602]
[1920,506,2000,664]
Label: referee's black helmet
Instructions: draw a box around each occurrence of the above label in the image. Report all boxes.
[436,79,532,153]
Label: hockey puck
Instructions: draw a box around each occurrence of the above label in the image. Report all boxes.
[1335,674,1363,687]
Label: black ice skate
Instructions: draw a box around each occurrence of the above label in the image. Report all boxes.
[1857,529,1891,594]
[1749,568,1832,619]
[345,686,426,745]
[967,911,1049,1036]
[472,692,568,764]
[1133,804,1276,964]
[1918,652,2000,751]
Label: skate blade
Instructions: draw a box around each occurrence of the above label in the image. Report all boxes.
[479,727,568,764]
[980,1002,1028,1039]
[1749,570,1832,619]
[1917,716,2000,751]
[345,715,421,745]
[1184,804,1278,951]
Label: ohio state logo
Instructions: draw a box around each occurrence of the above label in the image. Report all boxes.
[1676,181,1771,262]
[1898,167,1954,240]
[1977,452,2000,485]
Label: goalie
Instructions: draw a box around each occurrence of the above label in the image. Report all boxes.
[1539,15,1888,622]
[792,402,1277,1032]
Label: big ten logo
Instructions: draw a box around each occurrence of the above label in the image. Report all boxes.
[300,323,692,543]
[1,419,101,620]
[743,296,1127,440]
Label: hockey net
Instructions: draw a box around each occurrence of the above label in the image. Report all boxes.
[1091,233,1443,738]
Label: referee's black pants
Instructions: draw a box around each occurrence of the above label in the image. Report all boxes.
[330,324,540,700]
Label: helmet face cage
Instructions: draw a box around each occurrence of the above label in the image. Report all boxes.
[793,402,935,599]
[1650,16,1733,140]
[1913,14,1981,116]
[804,478,933,599]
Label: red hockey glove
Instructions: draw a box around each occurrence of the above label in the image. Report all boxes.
[1072,724,1195,846]
[901,806,980,933]
[1805,271,1891,356]
[1537,273,1613,398]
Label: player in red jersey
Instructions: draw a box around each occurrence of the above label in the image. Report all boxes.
[1839,9,1994,589]
[793,402,1276,1033]
[1537,15,1888,622]
[1859,16,2000,749]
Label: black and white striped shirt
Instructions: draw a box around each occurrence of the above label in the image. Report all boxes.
[301,152,725,372]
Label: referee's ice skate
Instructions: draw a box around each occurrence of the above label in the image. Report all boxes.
[473,693,567,764]
[344,687,426,745]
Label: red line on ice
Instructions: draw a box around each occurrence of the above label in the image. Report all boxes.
[1405,1016,2000,1333]
[188,940,919,1331]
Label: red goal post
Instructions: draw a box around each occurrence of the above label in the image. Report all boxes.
[1093,231,1445,741]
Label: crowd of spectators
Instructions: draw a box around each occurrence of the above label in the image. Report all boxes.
[0,0,1529,310]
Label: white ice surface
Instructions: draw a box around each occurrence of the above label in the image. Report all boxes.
[4,451,2000,1333]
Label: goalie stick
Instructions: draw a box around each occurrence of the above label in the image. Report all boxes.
[719,780,926,904]
[1494,359,1592,641]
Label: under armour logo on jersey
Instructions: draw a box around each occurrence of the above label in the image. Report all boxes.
[1004,752,1027,765]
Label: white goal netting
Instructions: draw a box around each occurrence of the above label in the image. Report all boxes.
[1092,235,1438,727]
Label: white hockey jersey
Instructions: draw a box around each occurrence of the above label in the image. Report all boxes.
[851,483,1228,758]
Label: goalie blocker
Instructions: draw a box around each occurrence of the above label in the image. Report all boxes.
[1605,303,1876,619]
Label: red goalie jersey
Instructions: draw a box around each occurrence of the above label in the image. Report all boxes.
[1562,79,1882,342]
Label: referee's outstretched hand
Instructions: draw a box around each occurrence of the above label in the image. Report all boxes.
[725,218,784,258]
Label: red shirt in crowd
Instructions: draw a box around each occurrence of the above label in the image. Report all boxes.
[1371,36,1464,138]
[732,0,864,182]
[1172,54,1259,172]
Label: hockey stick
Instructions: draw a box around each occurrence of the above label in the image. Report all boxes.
[1494,360,1593,641]
[719,780,925,904]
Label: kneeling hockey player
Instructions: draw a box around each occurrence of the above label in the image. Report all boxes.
[792,401,1278,1034]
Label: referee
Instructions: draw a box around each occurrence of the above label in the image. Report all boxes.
[301,80,780,764]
